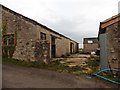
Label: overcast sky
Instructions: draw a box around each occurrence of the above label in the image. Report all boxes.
[0,0,119,47]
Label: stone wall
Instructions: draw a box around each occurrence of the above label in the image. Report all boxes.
[106,22,120,68]
[84,43,98,53]
[2,8,40,61]
[2,5,79,61]
[36,25,79,58]
[83,38,98,53]
[34,40,50,63]
[118,21,120,68]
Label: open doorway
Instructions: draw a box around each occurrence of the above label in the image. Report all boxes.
[70,42,74,54]
[51,35,56,58]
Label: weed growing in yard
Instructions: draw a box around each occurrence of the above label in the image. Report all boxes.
[86,55,100,74]
[98,70,120,82]
[2,58,82,75]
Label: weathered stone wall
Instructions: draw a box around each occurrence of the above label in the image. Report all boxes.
[106,22,119,68]
[56,37,70,57]
[2,6,79,61]
[34,40,50,63]
[71,40,79,53]
[36,22,79,58]
[118,21,120,68]
[84,43,98,53]
[83,38,98,53]
[2,8,40,61]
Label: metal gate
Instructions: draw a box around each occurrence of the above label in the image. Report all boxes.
[99,34,108,69]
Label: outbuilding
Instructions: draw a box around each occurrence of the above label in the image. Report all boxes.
[98,14,120,69]
[1,5,79,63]
[83,37,98,54]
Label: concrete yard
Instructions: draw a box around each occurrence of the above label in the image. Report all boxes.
[2,63,111,88]
[53,54,90,66]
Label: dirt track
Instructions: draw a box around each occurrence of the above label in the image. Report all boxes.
[2,63,111,88]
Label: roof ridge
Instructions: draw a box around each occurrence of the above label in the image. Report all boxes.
[1,4,78,43]
[101,13,120,23]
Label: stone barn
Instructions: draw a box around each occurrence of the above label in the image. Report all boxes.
[1,5,79,63]
[98,14,120,69]
[83,37,99,54]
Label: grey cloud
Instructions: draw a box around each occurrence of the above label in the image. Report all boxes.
[0,0,119,48]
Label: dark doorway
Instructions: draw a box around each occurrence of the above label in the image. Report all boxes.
[51,36,56,58]
[70,42,74,54]
[51,45,56,58]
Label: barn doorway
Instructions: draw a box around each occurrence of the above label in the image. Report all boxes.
[51,35,56,58]
[70,42,74,54]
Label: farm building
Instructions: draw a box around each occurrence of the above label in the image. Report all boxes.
[98,14,120,69]
[1,5,79,63]
[83,37,99,54]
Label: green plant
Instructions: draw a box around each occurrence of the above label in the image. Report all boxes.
[86,56,100,74]
[100,71,120,82]
[2,23,7,35]
[2,45,16,58]
[2,58,83,75]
